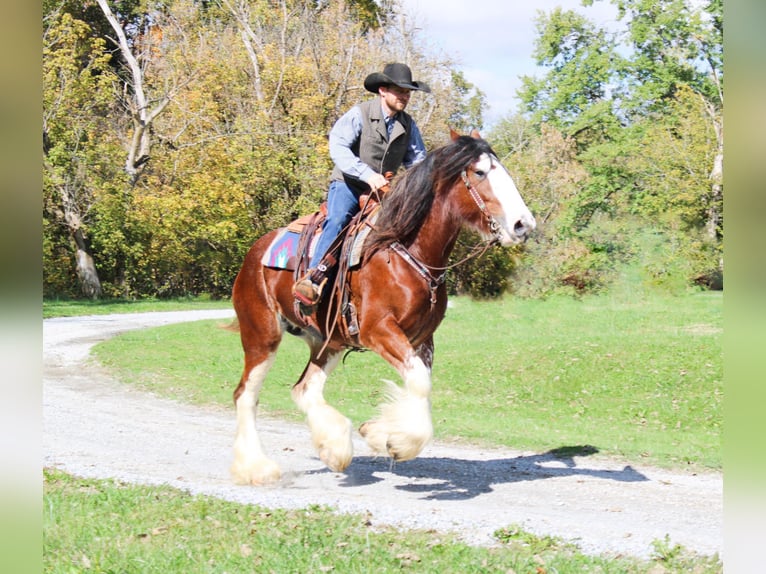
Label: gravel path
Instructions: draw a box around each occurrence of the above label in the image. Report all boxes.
[43,310,722,560]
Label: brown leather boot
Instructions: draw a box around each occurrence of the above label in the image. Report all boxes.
[293,266,330,312]
[293,274,320,307]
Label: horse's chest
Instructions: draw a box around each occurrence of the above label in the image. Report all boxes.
[402,303,446,344]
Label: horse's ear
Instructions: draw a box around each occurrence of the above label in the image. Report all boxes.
[449,127,482,140]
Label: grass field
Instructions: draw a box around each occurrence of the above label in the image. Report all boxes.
[88,289,722,471]
[44,287,723,572]
[42,295,233,318]
[43,468,722,573]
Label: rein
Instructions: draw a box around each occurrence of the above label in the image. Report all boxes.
[388,163,503,309]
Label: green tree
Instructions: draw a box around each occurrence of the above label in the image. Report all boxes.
[43,9,122,297]
[590,0,723,244]
[490,122,616,297]
[446,70,487,132]
[625,85,722,288]
[518,6,622,148]
[508,0,722,294]
[595,0,722,116]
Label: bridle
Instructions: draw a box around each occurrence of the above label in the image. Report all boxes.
[390,156,506,309]
[460,156,505,244]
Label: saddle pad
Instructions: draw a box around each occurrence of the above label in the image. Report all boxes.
[348,209,379,267]
[261,228,307,270]
[263,206,377,270]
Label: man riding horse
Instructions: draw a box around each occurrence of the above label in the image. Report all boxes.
[292,63,431,311]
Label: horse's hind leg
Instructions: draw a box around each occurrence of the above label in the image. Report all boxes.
[230,261,283,485]
[231,349,282,485]
[291,349,354,472]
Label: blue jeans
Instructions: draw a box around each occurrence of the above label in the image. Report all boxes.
[310,180,361,269]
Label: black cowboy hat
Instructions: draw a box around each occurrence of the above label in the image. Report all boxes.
[364,63,431,94]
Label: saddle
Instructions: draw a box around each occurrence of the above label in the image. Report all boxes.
[291,193,383,346]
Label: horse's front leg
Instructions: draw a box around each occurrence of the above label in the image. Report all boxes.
[291,350,354,472]
[360,336,434,462]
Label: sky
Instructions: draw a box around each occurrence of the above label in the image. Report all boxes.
[399,0,621,128]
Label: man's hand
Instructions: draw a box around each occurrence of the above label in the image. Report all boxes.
[367,172,389,191]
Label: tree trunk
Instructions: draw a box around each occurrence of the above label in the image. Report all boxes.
[708,146,723,289]
[61,186,102,299]
[73,228,102,299]
[707,147,722,241]
[701,94,723,243]
[222,0,267,104]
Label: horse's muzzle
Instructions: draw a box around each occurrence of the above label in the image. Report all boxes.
[514,214,536,240]
[500,214,536,245]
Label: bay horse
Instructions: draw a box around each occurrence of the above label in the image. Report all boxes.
[230,130,536,485]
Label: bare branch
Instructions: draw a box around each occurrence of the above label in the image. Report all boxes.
[221,0,265,102]
[267,0,290,116]
[96,0,175,182]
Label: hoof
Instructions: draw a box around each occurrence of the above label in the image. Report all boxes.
[359,419,391,457]
[230,457,281,485]
[385,432,429,462]
[319,446,352,472]
[359,420,384,453]
[308,405,353,472]
[359,420,430,461]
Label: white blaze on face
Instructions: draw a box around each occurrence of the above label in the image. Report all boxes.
[480,153,536,245]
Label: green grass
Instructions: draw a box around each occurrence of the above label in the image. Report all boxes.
[87,288,722,471]
[42,295,233,318]
[43,468,722,573]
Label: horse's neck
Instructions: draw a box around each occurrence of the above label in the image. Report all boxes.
[408,197,462,269]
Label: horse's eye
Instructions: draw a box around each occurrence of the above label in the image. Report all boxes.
[475,170,486,178]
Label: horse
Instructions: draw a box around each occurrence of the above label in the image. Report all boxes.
[229,130,536,485]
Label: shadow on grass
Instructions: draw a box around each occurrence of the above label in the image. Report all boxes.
[329,445,647,500]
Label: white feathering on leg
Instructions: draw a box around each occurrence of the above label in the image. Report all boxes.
[231,356,282,485]
[292,353,353,472]
[360,354,434,461]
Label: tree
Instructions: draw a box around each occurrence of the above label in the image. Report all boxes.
[490,122,610,296]
[445,70,486,132]
[510,0,722,292]
[626,85,722,288]
[43,8,120,298]
[518,6,622,147]
[94,0,179,184]
[588,0,723,242]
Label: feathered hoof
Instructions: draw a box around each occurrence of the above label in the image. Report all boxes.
[359,420,430,462]
[388,432,429,461]
[308,405,354,472]
[359,420,385,454]
[318,445,353,472]
[230,457,281,486]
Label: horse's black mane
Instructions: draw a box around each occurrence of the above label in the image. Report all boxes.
[364,136,496,256]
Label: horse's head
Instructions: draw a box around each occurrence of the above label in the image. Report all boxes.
[450,130,536,246]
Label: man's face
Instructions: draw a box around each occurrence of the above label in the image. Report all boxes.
[380,85,412,113]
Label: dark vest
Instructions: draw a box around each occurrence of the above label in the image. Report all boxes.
[330,98,413,193]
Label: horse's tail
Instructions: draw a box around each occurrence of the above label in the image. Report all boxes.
[219,317,240,333]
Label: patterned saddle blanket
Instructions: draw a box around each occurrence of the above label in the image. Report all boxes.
[261,208,379,271]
